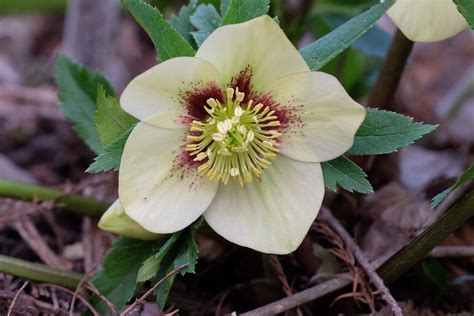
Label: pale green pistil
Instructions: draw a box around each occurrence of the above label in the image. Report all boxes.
[186,88,281,185]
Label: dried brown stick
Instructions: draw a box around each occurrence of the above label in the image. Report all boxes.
[241,274,352,315]
[85,284,119,315]
[120,264,189,316]
[41,284,99,316]
[429,246,474,258]
[268,255,303,316]
[7,281,28,316]
[14,217,69,269]
[69,269,96,316]
[320,207,402,316]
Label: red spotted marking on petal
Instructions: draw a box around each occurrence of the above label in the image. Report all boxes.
[168,136,207,192]
[229,65,304,134]
[231,66,254,102]
[179,82,224,124]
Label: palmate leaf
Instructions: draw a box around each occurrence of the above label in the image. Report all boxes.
[454,0,474,29]
[190,3,222,46]
[56,54,114,154]
[348,108,438,156]
[220,0,270,25]
[122,0,195,61]
[432,164,474,208]
[300,0,395,71]
[321,156,373,194]
[169,0,199,44]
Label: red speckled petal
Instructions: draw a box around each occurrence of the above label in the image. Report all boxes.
[120,57,222,128]
[119,122,218,233]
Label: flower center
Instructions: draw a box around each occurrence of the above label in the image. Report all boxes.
[186,88,281,185]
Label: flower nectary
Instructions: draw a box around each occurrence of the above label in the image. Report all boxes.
[186,87,282,185]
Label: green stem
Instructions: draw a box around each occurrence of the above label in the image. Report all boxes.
[378,190,474,284]
[367,28,414,108]
[0,179,109,216]
[0,255,83,288]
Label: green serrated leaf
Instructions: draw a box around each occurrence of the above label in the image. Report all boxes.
[122,0,195,61]
[454,0,474,29]
[347,108,437,156]
[190,3,222,46]
[96,86,137,147]
[432,164,474,208]
[137,231,183,282]
[91,237,164,314]
[86,127,134,173]
[321,156,373,194]
[154,226,199,308]
[170,0,199,43]
[220,0,269,25]
[56,54,114,154]
[134,220,201,308]
[300,0,395,71]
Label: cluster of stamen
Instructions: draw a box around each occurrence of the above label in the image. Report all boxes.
[186,88,281,185]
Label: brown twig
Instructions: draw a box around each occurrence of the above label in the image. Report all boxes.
[268,255,303,316]
[314,220,374,309]
[14,217,69,269]
[7,281,28,316]
[320,207,403,316]
[120,264,189,316]
[0,288,65,315]
[429,246,474,258]
[367,28,414,108]
[85,283,119,315]
[69,268,97,316]
[41,284,99,316]
[241,274,352,315]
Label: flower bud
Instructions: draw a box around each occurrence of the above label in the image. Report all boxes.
[99,200,163,240]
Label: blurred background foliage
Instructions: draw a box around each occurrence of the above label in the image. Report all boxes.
[0,0,389,99]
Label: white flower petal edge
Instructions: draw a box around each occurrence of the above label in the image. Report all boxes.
[204,155,324,254]
[269,71,365,163]
[119,122,219,234]
[196,15,309,93]
[99,199,163,240]
[120,57,221,128]
[388,0,468,42]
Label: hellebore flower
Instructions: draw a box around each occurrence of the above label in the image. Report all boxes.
[101,16,365,254]
[388,0,468,42]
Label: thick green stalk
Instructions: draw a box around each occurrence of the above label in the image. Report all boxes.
[378,190,474,284]
[0,179,109,216]
[367,29,414,108]
[0,255,83,288]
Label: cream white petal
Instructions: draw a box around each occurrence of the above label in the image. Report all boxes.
[98,199,164,240]
[119,122,218,234]
[204,155,324,254]
[388,0,468,42]
[120,57,222,128]
[196,15,309,93]
[268,71,365,163]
